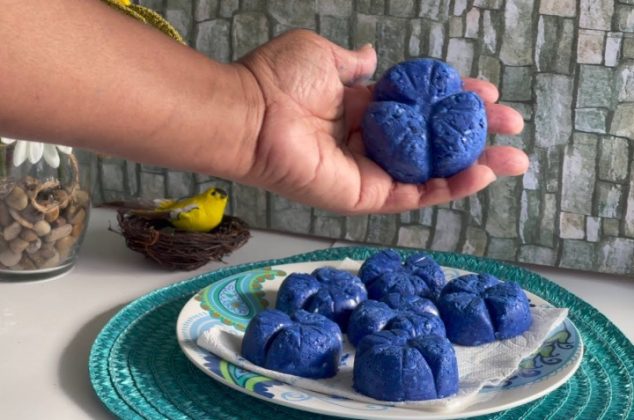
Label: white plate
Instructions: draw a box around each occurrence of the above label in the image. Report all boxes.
[176,260,583,419]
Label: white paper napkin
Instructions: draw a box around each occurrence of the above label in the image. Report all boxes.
[196,259,569,412]
[198,305,566,412]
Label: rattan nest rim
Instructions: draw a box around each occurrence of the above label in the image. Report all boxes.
[113,210,251,271]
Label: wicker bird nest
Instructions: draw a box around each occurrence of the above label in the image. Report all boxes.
[114,210,251,271]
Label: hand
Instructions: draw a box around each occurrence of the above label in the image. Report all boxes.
[238,30,527,214]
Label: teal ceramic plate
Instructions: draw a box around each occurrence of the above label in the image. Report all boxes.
[176,260,583,420]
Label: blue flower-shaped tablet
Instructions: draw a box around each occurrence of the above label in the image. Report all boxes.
[347,292,445,347]
[241,309,343,378]
[275,267,367,332]
[353,330,458,401]
[438,274,533,346]
[357,249,403,282]
[372,58,463,115]
[358,249,446,301]
[363,58,487,183]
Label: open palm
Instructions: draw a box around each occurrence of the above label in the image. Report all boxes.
[239,30,527,214]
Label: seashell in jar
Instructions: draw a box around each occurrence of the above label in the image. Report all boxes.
[9,208,34,229]
[0,249,22,267]
[68,208,86,226]
[71,220,85,238]
[52,217,67,229]
[56,236,77,260]
[53,189,69,209]
[45,224,72,243]
[39,249,60,269]
[44,207,60,223]
[17,255,37,271]
[20,229,38,242]
[3,222,22,241]
[72,189,90,208]
[6,186,28,211]
[25,237,42,255]
[0,203,11,227]
[30,247,59,269]
[21,206,45,225]
[9,237,29,254]
[33,220,51,237]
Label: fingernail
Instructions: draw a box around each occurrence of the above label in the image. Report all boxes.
[352,74,374,85]
[359,43,373,50]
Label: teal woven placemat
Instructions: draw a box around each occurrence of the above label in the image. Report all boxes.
[89,247,633,419]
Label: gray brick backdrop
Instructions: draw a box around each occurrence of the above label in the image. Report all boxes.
[90,0,634,275]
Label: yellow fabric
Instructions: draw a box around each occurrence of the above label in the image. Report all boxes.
[100,0,185,44]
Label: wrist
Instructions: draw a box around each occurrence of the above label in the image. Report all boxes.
[183,61,264,181]
[227,62,265,180]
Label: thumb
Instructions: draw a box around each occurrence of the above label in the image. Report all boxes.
[331,43,377,86]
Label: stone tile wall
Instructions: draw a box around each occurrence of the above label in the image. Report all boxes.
[91,0,634,275]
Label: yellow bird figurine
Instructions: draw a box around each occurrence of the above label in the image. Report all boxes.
[129,188,229,233]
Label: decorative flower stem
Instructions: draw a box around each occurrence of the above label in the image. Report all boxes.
[0,144,6,178]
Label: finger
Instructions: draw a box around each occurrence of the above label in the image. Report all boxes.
[344,85,373,132]
[416,165,498,208]
[331,43,377,86]
[463,78,499,103]
[478,145,529,176]
[486,103,524,135]
[349,155,494,214]
[349,153,412,214]
[414,146,530,208]
[346,130,365,153]
[351,145,528,214]
[360,163,497,214]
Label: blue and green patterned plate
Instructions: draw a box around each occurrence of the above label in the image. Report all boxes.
[176,260,583,420]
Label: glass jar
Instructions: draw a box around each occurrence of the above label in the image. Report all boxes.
[0,139,91,280]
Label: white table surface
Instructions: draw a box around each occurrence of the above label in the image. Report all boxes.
[0,208,632,419]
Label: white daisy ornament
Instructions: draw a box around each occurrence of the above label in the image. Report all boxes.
[1,138,72,168]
